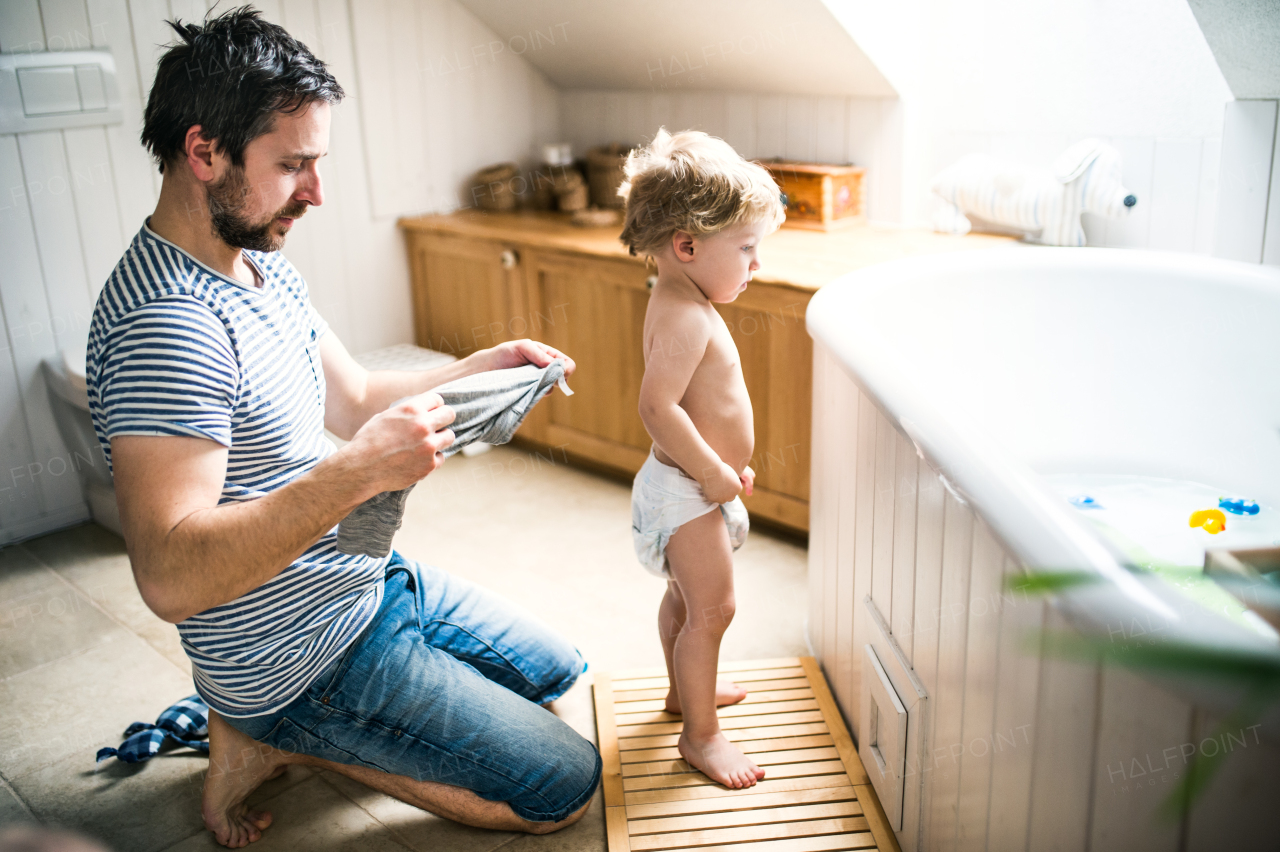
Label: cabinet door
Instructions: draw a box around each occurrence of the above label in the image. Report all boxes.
[715,284,813,531]
[523,250,652,474]
[408,232,528,358]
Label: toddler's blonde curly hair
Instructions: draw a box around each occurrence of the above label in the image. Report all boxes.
[617,128,785,259]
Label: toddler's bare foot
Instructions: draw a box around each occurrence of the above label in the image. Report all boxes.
[203,710,285,847]
[665,681,747,714]
[678,731,765,789]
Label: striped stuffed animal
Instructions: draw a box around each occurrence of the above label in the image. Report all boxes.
[930,138,1137,246]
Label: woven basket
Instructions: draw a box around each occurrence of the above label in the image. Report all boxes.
[586,144,633,208]
[472,162,519,210]
[553,169,588,212]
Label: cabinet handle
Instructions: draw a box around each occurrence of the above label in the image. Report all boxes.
[500,249,519,269]
[646,275,658,290]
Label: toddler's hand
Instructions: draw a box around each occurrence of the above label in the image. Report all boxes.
[701,461,744,504]
[740,465,755,497]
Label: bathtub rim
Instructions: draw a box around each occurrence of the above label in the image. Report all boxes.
[806,246,1280,666]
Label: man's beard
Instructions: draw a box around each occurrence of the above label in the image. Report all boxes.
[206,167,306,253]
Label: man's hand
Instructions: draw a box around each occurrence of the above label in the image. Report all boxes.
[470,339,576,377]
[342,392,456,492]
[113,430,400,624]
[112,390,455,625]
[321,333,574,443]
[701,460,744,504]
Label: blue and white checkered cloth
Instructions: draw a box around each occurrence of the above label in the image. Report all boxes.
[95,694,211,763]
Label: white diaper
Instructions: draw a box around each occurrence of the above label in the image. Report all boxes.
[631,449,750,579]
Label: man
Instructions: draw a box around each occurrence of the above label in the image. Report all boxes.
[86,8,599,848]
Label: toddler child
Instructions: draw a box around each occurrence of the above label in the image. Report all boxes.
[619,128,785,789]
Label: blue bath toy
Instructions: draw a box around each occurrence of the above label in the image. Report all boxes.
[1219,497,1259,516]
[1069,494,1103,509]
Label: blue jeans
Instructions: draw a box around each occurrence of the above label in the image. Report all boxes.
[226,554,601,823]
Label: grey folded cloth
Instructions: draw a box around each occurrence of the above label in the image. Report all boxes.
[336,359,573,557]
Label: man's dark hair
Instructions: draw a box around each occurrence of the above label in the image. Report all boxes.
[141,5,344,174]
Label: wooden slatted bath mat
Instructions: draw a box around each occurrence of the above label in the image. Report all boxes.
[593,656,900,852]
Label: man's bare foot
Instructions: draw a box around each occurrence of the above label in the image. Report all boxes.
[665,681,747,714]
[202,710,288,847]
[678,731,766,789]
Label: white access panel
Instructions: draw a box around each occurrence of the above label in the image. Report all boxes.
[0,50,122,134]
[859,595,929,837]
[862,643,907,826]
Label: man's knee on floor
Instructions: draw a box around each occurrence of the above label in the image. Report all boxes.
[510,733,601,828]
[525,799,591,834]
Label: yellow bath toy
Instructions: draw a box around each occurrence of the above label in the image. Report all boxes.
[1189,508,1227,534]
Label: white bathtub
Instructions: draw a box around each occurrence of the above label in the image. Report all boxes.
[805,248,1280,851]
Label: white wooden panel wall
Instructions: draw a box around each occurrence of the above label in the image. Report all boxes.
[1264,108,1280,266]
[0,0,559,546]
[1087,668,1193,852]
[807,341,1280,850]
[0,0,141,544]
[833,362,860,720]
[1183,706,1280,850]
[1023,604,1098,852]
[1214,99,1280,265]
[953,521,1003,852]
[903,442,944,852]
[559,90,903,223]
[350,0,558,220]
[924,488,971,852]
[984,555,1044,851]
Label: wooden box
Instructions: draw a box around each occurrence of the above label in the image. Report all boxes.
[763,161,866,231]
[1205,545,1280,631]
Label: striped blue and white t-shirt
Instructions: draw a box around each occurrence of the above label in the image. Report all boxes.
[86,222,387,718]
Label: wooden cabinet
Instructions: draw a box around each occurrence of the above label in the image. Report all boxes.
[522,250,653,472]
[715,284,812,530]
[400,211,1013,534]
[407,232,529,358]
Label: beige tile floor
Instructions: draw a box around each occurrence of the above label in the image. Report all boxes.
[0,445,810,852]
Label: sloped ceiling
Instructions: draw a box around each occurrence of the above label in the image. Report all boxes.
[1186,0,1280,98]
[454,0,897,97]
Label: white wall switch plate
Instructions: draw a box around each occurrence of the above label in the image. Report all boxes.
[0,50,122,133]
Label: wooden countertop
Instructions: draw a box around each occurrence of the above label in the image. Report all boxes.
[399,210,1017,292]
